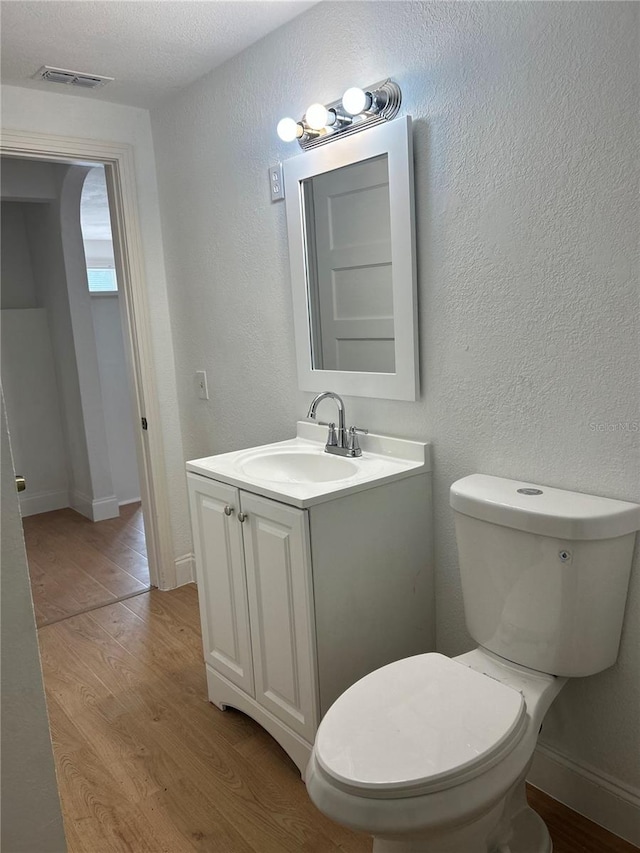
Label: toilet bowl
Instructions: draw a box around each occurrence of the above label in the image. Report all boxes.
[305,475,640,853]
[306,648,565,853]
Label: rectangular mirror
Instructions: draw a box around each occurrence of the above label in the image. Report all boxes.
[284,115,419,400]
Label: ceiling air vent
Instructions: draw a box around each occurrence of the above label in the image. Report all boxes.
[34,66,114,89]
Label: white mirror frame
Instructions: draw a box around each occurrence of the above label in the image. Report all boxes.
[284,115,419,401]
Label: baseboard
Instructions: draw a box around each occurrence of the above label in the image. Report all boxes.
[19,488,69,517]
[118,497,142,507]
[71,491,119,522]
[529,742,640,846]
[71,490,93,519]
[92,495,120,521]
[174,553,195,587]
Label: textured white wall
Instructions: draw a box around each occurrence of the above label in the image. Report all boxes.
[1,309,70,513]
[0,202,38,308]
[151,0,639,800]
[91,296,141,504]
[57,165,117,513]
[1,157,58,202]
[23,195,94,502]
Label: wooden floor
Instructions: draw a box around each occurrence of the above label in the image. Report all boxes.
[527,786,638,853]
[37,585,639,853]
[23,503,150,627]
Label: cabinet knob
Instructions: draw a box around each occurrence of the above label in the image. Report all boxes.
[224,505,234,516]
[238,511,248,523]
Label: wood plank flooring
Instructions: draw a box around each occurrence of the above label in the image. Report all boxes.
[527,786,638,853]
[39,585,368,853]
[23,504,150,627]
[37,584,639,853]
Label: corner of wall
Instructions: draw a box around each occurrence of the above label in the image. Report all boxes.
[173,553,196,589]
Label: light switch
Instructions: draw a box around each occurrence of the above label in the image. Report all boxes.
[195,370,209,400]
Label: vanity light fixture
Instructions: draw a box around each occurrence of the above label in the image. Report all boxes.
[276,117,305,142]
[305,102,352,132]
[277,79,402,150]
[341,85,396,116]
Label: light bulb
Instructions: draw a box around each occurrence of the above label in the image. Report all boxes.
[305,103,330,131]
[277,117,303,142]
[342,87,372,115]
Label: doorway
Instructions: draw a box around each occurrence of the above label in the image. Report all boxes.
[0,127,177,853]
[1,129,176,594]
[1,155,153,622]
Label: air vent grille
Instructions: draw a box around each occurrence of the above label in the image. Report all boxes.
[35,66,114,89]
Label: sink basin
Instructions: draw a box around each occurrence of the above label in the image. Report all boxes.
[237,449,358,484]
[186,421,430,507]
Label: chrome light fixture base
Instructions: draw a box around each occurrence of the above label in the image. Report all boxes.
[297,80,402,150]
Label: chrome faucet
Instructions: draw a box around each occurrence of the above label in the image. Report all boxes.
[306,392,368,457]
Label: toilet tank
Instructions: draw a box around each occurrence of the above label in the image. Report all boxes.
[450,475,640,677]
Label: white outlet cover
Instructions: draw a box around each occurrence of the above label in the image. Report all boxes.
[195,370,209,400]
[269,163,284,201]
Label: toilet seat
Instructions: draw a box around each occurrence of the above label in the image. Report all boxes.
[315,653,527,799]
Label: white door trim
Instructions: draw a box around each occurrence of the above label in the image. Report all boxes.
[1,128,174,589]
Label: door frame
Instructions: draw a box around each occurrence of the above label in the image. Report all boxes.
[1,129,174,589]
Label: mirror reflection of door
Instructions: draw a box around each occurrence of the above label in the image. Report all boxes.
[303,154,395,373]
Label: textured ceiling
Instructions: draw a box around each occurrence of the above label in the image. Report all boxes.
[0,1,317,109]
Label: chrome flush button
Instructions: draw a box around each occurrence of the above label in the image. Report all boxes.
[517,488,543,495]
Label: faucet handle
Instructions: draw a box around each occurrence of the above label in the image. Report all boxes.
[326,422,338,447]
[347,426,368,456]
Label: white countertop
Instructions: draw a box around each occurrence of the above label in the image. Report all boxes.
[186,421,431,508]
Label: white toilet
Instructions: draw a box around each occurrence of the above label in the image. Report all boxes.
[305,474,640,853]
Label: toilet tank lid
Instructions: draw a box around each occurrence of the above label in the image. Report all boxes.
[450,474,640,540]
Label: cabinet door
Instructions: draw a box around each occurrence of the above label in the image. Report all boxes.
[241,492,317,742]
[187,474,254,695]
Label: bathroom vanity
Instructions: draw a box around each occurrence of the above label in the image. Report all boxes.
[186,422,434,772]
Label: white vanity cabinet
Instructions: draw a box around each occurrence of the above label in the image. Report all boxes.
[188,475,318,750]
[187,425,434,773]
